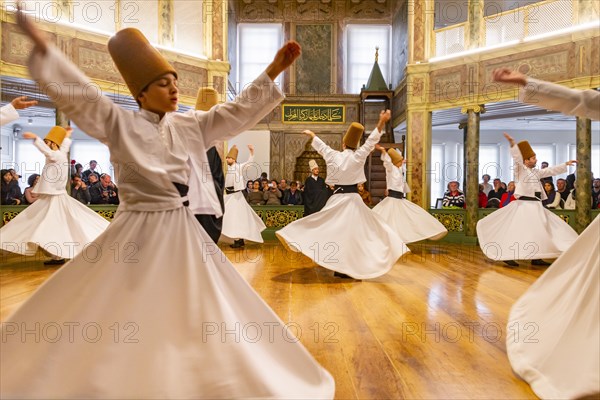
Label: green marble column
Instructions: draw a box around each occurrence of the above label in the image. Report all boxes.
[575,117,592,233]
[467,0,485,49]
[158,0,174,46]
[462,105,484,237]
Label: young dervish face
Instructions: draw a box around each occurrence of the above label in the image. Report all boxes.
[226,157,235,166]
[523,155,537,168]
[312,167,319,176]
[44,140,59,150]
[137,73,179,117]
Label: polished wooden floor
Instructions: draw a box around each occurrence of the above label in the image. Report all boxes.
[1,242,546,399]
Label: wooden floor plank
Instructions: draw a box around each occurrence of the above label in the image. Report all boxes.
[0,243,541,399]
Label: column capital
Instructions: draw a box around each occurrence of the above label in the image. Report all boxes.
[461,105,486,114]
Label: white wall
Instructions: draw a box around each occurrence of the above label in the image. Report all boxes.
[227,130,271,182]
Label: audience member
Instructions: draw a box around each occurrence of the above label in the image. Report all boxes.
[90,173,119,205]
[282,181,303,205]
[499,181,516,208]
[357,182,372,206]
[542,181,560,209]
[263,179,282,205]
[82,160,101,183]
[442,181,465,208]
[1,169,22,205]
[22,174,40,205]
[478,184,488,208]
[247,181,265,205]
[481,174,492,196]
[71,175,91,205]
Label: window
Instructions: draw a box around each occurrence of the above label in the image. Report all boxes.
[479,145,500,181]
[14,140,46,191]
[345,24,391,94]
[431,144,445,207]
[237,24,283,91]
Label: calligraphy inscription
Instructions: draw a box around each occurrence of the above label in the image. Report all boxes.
[282,104,345,124]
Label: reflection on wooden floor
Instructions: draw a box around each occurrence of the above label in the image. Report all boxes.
[1,242,546,399]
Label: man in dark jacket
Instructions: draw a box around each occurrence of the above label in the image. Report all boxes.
[303,160,328,216]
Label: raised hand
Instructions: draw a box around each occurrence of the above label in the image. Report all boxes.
[492,68,527,87]
[566,160,578,166]
[376,109,391,131]
[22,132,37,140]
[503,132,515,146]
[65,127,73,138]
[265,41,302,81]
[303,129,316,139]
[11,96,37,110]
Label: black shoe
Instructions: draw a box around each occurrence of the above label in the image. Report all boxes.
[229,239,245,249]
[334,271,354,279]
[503,260,519,267]
[44,258,66,265]
[531,259,551,266]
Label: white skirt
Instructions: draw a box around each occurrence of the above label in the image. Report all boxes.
[221,191,265,243]
[0,206,335,399]
[276,193,409,279]
[506,217,599,399]
[476,200,578,260]
[0,193,110,259]
[372,197,447,243]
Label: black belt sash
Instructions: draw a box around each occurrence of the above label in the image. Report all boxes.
[225,186,240,195]
[333,184,358,195]
[388,189,405,199]
[518,196,541,202]
[173,182,189,206]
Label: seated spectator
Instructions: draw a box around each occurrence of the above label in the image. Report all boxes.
[540,161,553,186]
[261,179,269,192]
[556,178,569,208]
[23,174,40,205]
[564,189,576,210]
[500,181,516,208]
[247,181,265,205]
[71,175,91,205]
[282,181,303,205]
[279,179,288,192]
[357,183,372,206]
[592,178,600,209]
[1,169,22,205]
[90,173,119,205]
[442,181,465,208]
[88,173,99,186]
[486,178,505,208]
[480,174,492,196]
[242,179,253,200]
[73,163,83,178]
[263,179,282,205]
[542,181,560,209]
[82,159,101,183]
[478,184,488,208]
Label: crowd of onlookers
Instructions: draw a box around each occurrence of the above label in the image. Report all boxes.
[442,163,600,210]
[6,158,599,211]
[1,159,120,206]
